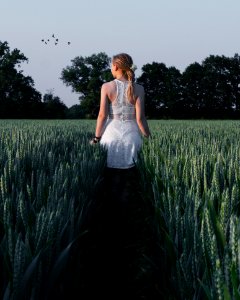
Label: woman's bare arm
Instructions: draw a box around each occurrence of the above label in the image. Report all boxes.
[95,83,109,138]
[135,86,151,138]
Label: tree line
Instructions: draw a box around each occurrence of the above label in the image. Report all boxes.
[1,40,240,119]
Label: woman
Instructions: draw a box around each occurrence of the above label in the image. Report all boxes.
[90,52,151,169]
[89,53,151,297]
[90,51,151,234]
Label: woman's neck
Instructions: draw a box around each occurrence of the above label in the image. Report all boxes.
[115,73,127,81]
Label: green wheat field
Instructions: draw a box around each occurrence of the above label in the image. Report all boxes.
[1,119,240,300]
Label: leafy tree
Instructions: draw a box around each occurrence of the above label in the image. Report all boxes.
[182,62,205,118]
[0,41,42,118]
[230,54,240,117]
[201,55,235,118]
[61,52,112,118]
[66,104,86,119]
[137,62,168,118]
[182,54,240,119]
[137,62,182,118]
[163,66,183,118]
[182,55,240,118]
[43,90,68,119]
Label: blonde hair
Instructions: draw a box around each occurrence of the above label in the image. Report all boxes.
[112,53,136,104]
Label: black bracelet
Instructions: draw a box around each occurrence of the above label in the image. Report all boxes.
[92,136,101,143]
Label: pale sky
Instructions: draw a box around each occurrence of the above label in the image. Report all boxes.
[1,0,240,107]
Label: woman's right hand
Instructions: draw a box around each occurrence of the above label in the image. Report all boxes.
[89,136,101,145]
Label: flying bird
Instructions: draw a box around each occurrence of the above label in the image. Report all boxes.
[41,34,71,46]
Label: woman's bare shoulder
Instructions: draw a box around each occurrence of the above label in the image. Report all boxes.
[102,80,115,90]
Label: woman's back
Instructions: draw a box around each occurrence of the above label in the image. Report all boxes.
[108,79,137,121]
[105,79,144,104]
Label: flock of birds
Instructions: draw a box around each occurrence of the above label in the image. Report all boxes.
[41,34,71,46]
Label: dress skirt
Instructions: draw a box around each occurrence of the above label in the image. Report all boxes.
[100,119,142,169]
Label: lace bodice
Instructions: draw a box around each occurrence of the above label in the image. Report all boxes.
[108,79,136,121]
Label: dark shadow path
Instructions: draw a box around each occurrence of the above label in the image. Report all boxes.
[51,166,161,300]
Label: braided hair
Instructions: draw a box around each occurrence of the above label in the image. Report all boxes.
[112,53,136,104]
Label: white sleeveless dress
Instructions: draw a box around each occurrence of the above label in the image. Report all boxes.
[100,79,142,169]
